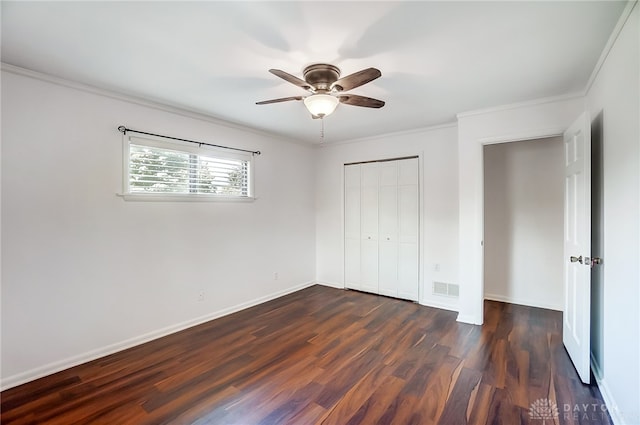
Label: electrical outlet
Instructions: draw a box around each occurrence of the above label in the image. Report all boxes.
[197,290,205,302]
[273,272,279,280]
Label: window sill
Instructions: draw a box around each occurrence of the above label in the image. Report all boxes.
[117,193,256,202]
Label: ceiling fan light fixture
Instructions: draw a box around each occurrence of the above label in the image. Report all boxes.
[257,64,384,118]
[304,94,339,117]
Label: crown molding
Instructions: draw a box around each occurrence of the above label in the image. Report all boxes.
[1,62,308,147]
[456,92,585,120]
[585,0,638,94]
[316,121,457,149]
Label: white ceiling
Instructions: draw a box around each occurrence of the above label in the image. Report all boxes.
[1,1,627,143]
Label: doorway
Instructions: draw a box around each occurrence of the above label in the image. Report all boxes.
[483,137,565,310]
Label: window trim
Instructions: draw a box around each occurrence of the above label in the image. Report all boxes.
[120,134,256,201]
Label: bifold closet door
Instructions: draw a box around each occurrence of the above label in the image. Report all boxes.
[397,158,419,301]
[378,161,399,297]
[360,163,379,294]
[343,157,418,301]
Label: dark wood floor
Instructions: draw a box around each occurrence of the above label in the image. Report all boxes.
[2,285,610,424]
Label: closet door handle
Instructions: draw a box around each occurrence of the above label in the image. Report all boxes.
[386,237,390,241]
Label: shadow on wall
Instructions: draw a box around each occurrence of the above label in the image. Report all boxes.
[590,110,605,374]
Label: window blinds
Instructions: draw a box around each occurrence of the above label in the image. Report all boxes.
[129,144,250,197]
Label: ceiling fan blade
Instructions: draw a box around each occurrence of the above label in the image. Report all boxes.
[269,69,313,91]
[256,96,303,105]
[331,68,381,92]
[338,94,385,108]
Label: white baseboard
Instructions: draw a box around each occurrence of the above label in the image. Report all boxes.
[316,281,345,289]
[484,293,562,312]
[591,353,626,425]
[1,281,316,391]
[456,313,483,325]
[419,298,459,313]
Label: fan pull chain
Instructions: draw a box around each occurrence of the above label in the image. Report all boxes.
[320,118,325,142]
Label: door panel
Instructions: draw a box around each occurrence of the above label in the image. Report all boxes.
[563,112,591,384]
[345,238,361,289]
[361,163,379,293]
[361,162,379,186]
[361,239,379,293]
[344,186,361,239]
[379,162,398,186]
[399,183,419,244]
[379,160,399,266]
[398,160,419,301]
[379,241,398,297]
[379,185,398,242]
[398,157,419,185]
[344,164,361,187]
[379,163,399,296]
[398,243,419,300]
[361,163,379,241]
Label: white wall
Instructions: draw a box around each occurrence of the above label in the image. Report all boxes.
[0,69,316,389]
[483,137,564,311]
[585,3,639,424]
[315,125,460,311]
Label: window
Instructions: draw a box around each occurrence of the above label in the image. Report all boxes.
[123,136,253,200]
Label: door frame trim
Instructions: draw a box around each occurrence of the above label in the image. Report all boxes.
[344,155,419,166]
[468,127,566,325]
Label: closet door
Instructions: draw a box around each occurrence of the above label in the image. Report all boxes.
[344,157,418,300]
[378,161,399,297]
[398,158,419,301]
[344,164,361,290]
[360,163,379,294]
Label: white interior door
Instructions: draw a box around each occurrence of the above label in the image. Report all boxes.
[563,112,591,384]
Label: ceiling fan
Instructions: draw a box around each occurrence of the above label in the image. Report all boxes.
[256,64,385,119]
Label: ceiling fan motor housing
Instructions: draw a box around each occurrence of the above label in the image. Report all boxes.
[303,64,341,91]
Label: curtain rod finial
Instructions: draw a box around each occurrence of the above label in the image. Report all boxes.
[118,126,127,134]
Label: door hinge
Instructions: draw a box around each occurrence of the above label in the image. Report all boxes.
[585,256,602,267]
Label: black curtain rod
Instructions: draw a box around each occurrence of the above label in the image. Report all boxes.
[117,126,261,156]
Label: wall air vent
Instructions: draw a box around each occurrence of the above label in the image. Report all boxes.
[433,282,459,298]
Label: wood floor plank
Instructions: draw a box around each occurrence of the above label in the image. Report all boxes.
[484,387,528,425]
[378,394,421,425]
[467,382,496,425]
[314,348,383,410]
[436,367,482,425]
[1,287,612,425]
[412,354,462,424]
[340,375,406,425]
[319,363,394,425]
